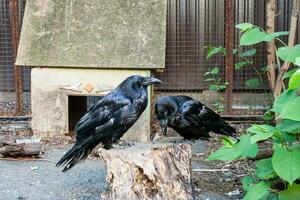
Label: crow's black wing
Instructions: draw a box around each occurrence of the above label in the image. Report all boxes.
[180,100,220,124]
[75,94,131,143]
[56,94,133,172]
[180,100,237,138]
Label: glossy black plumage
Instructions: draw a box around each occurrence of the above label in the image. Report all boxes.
[56,75,161,172]
[155,95,237,140]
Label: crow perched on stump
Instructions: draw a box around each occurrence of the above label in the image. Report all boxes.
[56,75,162,172]
[155,95,238,140]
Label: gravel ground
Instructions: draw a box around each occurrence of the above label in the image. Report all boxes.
[0,145,107,200]
[0,137,251,200]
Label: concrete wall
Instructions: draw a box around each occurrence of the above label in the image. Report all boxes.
[31,68,152,142]
[16,0,166,69]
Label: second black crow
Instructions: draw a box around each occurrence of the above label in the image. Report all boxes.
[155,95,237,140]
[57,75,161,172]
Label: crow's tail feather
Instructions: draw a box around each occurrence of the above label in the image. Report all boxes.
[56,138,95,172]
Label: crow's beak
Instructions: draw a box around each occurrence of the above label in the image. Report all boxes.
[142,77,162,86]
[159,119,168,136]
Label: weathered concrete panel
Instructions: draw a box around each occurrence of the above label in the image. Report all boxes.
[31,68,152,142]
[16,0,166,69]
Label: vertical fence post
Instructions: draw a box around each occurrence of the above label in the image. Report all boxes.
[225,0,234,114]
[9,0,23,115]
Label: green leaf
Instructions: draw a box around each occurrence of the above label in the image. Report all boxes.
[235,23,254,31]
[272,131,296,144]
[207,47,225,58]
[204,78,215,82]
[236,135,259,158]
[245,78,260,87]
[272,145,300,185]
[276,119,300,134]
[251,132,273,144]
[265,193,279,200]
[219,85,227,90]
[240,49,256,57]
[209,84,219,91]
[289,69,300,89]
[248,124,275,143]
[221,136,236,147]
[277,45,300,64]
[281,132,297,142]
[283,68,299,79]
[235,61,253,70]
[280,96,300,121]
[272,89,298,113]
[243,182,270,200]
[256,158,276,179]
[247,124,276,134]
[204,71,211,76]
[233,48,238,55]
[279,184,300,200]
[269,31,289,38]
[210,67,220,75]
[260,66,268,73]
[207,147,241,161]
[263,31,290,41]
[295,57,300,66]
[240,28,268,45]
[242,176,255,191]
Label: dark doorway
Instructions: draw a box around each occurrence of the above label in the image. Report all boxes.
[68,96,87,132]
[68,96,104,133]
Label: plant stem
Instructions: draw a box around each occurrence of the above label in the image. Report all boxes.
[241,56,269,96]
[274,0,300,97]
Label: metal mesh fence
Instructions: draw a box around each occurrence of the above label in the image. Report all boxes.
[154,0,295,116]
[0,0,297,117]
[0,0,29,115]
[0,0,16,115]
[18,0,31,114]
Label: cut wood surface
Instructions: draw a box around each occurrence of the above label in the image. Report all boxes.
[99,143,194,200]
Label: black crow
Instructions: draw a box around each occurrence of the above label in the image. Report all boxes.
[155,95,238,140]
[56,75,162,172]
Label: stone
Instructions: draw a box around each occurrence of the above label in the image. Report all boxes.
[99,143,194,200]
[0,143,41,157]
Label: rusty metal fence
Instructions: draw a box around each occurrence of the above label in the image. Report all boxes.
[155,0,297,116]
[0,0,297,116]
[0,0,29,116]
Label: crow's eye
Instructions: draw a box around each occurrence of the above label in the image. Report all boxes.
[134,81,141,88]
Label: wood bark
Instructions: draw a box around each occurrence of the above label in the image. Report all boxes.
[0,133,16,147]
[266,0,276,94]
[0,143,41,157]
[99,143,194,200]
[274,0,300,97]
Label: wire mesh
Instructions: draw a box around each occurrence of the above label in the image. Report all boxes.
[0,0,16,114]
[0,0,297,116]
[0,0,29,115]
[232,0,270,115]
[154,0,295,116]
[18,0,30,114]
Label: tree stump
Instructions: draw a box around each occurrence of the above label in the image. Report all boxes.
[99,143,194,200]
